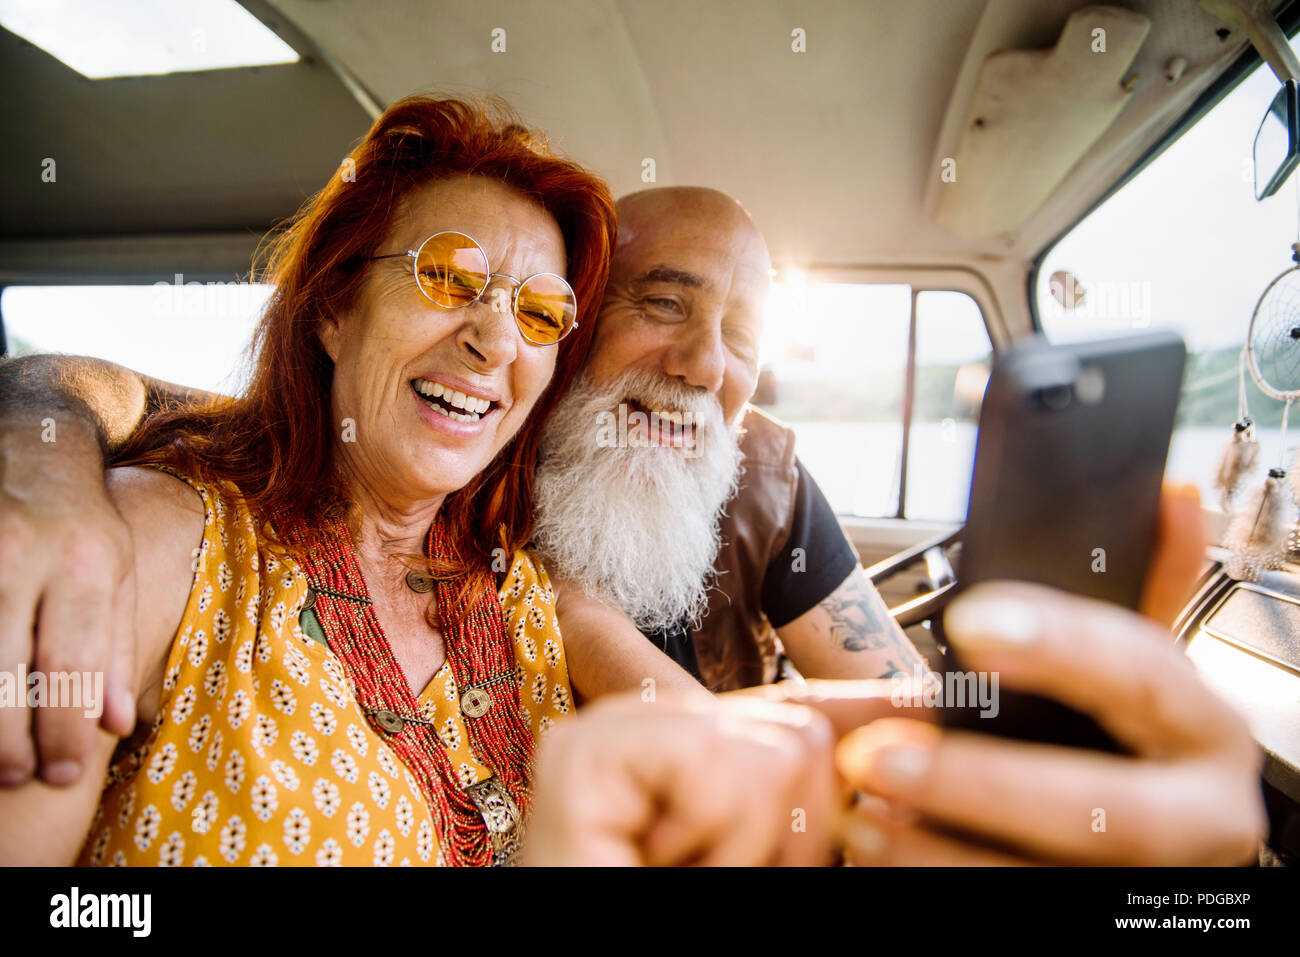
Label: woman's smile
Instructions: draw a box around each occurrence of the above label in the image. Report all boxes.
[409,374,503,436]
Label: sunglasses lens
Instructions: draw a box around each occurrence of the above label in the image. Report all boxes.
[516,274,578,344]
[415,232,489,307]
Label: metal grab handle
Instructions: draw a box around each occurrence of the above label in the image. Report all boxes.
[865,526,963,586]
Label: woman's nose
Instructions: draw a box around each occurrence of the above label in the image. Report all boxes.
[458,276,520,366]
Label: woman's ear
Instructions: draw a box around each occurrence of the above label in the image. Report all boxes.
[318,312,343,364]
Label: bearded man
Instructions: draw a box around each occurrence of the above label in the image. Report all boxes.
[531,187,924,691]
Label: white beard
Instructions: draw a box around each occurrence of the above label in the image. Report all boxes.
[532,368,744,633]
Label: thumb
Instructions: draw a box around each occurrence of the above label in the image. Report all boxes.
[1139,482,1207,629]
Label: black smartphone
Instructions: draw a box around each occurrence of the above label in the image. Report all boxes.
[938,330,1187,752]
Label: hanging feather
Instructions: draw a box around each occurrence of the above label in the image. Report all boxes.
[1214,418,1259,510]
[1286,443,1300,557]
[1225,468,1292,581]
[1287,521,1300,558]
[1291,445,1300,505]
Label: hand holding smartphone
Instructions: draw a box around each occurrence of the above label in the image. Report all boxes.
[938,331,1187,751]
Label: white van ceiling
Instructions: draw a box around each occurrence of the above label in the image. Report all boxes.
[0,0,1293,283]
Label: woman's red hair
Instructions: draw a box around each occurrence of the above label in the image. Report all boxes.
[116,95,617,579]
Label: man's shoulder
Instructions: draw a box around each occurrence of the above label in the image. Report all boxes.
[721,406,801,532]
[737,405,798,472]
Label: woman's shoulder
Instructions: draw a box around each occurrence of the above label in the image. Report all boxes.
[105,466,206,550]
[498,546,557,606]
[106,467,273,714]
[106,466,258,554]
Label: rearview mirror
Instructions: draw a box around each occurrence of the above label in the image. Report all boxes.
[1254,78,1300,200]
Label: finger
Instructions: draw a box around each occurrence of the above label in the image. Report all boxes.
[725,678,939,740]
[772,746,840,867]
[723,701,839,867]
[642,719,803,866]
[641,701,838,866]
[843,813,1035,866]
[641,788,749,865]
[0,583,39,785]
[838,718,1264,865]
[34,572,113,785]
[1140,482,1208,629]
[689,779,793,866]
[523,714,655,866]
[101,568,138,737]
[942,581,1253,756]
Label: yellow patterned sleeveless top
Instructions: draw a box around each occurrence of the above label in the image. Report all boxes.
[78,474,574,866]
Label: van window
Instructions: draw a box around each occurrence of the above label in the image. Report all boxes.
[756,281,990,521]
[2,282,272,393]
[1034,47,1300,509]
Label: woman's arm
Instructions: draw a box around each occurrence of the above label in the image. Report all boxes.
[552,578,712,706]
[0,466,203,863]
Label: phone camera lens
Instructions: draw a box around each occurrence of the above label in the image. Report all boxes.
[1035,384,1073,411]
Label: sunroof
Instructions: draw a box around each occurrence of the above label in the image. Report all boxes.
[0,0,299,79]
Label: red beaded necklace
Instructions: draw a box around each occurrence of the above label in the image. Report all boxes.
[281,510,534,866]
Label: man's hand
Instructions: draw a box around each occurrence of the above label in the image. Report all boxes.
[0,412,137,785]
[0,354,172,786]
[526,595,1264,867]
[833,581,1266,865]
[829,481,1263,865]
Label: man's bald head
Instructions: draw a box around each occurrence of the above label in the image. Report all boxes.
[583,186,772,427]
[614,187,770,273]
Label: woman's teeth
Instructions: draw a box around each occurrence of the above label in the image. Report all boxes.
[413,378,492,422]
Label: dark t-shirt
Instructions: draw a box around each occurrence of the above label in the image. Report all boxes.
[642,459,858,680]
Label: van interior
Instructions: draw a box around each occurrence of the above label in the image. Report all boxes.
[1,0,1298,863]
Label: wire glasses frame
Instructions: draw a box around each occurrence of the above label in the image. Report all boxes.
[367,230,579,346]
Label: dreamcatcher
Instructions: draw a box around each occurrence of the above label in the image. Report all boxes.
[1219,241,1300,580]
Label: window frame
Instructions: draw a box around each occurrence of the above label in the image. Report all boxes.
[772,264,1001,524]
[1027,8,1300,333]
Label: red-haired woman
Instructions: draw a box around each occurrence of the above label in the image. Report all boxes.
[0,96,629,866]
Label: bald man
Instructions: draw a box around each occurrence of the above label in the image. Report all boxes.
[531,187,925,691]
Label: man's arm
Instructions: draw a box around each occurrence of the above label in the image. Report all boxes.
[552,577,712,706]
[778,480,1208,682]
[776,567,929,680]
[0,465,207,863]
[0,354,211,785]
[761,459,928,680]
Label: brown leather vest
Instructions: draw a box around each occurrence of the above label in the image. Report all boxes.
[693,405,800,692]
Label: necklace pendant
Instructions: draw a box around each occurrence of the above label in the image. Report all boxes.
[370,709,407,734]
[405,570,435,594]
[460,688,493,718]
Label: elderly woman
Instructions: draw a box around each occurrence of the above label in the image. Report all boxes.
[0,95,667,866]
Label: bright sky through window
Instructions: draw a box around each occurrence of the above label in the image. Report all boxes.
[0,0,299,79]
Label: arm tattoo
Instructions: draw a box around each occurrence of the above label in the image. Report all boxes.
[821,573,927,677]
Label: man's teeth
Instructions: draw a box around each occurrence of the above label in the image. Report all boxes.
[641,404,686,427]
[413,378,492,420]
